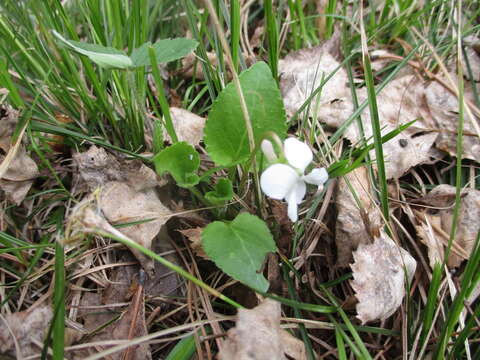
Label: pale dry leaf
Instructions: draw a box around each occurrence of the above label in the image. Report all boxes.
[335,167,382,266]
[351,231,416,323]
[164,107,206,146]
[179,227,208,259]
[99,182,171,276]
[424,80,480,162]
[416,213,444,268]
[0,305,53,358]
[0,147,40,204]
[73,145,160,192]
[219,299,300,360]
[280,330,307,360]
[65,192,170,277]
[0,105,18,152]
[279,42,350,126]
[0,105,39,204]
[356,75,438,179]
[416,184,480,267]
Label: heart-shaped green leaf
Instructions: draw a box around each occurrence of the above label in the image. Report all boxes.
[205,178,233,204]
[202,213,276,292]
[204,62,287,166]
[153,142,200,187]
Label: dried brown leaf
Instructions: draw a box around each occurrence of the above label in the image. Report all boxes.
[219,299,306,360]
[335,167,382,266]
[111,282,151,360]
[0,105,39,204]
[74,270,151,360]
[351,231,416,323]
[164,107,205,146]
[280,330,307,360]
[416,184,480,267]
[425,80,480,162]
[99,182,171,275]
[0,147,40,204]
[0,305,52,358]
[280,42,350,126]
[179,227,208,259]
[73,145,160,192]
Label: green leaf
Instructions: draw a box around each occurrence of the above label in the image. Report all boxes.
[204,62,287,166]
[131,38,199,67]
[153,142,200,187]
[202,213,276,292]
[52,30,133,69]
[205,178,233,204]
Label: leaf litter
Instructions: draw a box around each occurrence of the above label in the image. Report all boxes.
[0,305,53,358]
[351,230,417,323]
[73,145,171,275]
[279,38,480,324]
[415,184,480,268]
[219,299,307,360]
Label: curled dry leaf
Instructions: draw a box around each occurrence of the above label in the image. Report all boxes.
[99,182,171,276]
[164,107,206,146]
[219,299,306,360]
[416,184,480,268]
[0,105,39,204]
[351,231,416,323]
[73,146,171,275]
[335,167,382,266]
[0,305,52,358]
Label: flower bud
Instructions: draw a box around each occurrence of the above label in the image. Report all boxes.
[261,139,277,162]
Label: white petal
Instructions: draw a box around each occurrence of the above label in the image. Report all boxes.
[286,189,298,222]
[293,180,306,204]
[261,139,277,162]
[303,168,328,186]
[260,164,299,200]
[284,137,313,172]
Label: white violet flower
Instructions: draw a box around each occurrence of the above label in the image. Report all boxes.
[260,137,328,222]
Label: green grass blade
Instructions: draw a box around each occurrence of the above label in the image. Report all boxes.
[52,241,65,359]
[165,334,197,360]
[264,0,279,81]
[149,46,178,143]
[361,45,389,223]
